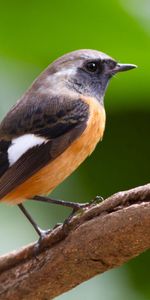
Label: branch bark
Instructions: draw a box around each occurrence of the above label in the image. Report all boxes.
[0,184,150,300]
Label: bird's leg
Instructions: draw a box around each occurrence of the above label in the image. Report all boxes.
[26,195,104,237]
[32,195,89,210]
[32,196,90,234]
[32,195,104,224]
[18,204,50,240]
[33,195,104,209]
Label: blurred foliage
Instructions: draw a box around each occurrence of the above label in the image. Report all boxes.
[0,0,150,299]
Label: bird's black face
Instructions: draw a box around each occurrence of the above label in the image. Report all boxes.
[69,58,117,103]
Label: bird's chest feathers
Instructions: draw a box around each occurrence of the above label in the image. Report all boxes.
[71,97,106,159]
[41,97,106,193]
[45,97,105,188]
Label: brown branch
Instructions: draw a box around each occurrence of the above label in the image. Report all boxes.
[0,184,150,300]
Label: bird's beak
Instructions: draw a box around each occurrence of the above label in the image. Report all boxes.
[112,63,137,73]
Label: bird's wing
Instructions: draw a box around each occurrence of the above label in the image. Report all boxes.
[0,95,89,198]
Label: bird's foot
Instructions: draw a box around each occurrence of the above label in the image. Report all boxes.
[34,228,51,255]
[62,195,104,233]
[89,195,104,205]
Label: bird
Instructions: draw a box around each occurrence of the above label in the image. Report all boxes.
[0,49,136,239]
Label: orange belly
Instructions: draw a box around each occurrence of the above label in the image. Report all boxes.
[2,97,106,204]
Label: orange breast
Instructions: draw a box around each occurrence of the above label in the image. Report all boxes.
[2,97,106,204]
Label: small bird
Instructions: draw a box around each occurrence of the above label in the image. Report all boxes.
[0,49,136,239]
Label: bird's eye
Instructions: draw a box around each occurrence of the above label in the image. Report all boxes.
[85,61,98,73]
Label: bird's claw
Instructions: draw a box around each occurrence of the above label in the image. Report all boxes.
[62,196,104,232]
[90,195,104,205]
[34,228,51,255]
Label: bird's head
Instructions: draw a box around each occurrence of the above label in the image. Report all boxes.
[34,49,137,104]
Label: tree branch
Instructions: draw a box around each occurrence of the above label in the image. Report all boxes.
[0,184,150,300]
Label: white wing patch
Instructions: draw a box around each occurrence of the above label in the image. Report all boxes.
[8,134,47,166]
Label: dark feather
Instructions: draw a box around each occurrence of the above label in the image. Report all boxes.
[0,96,89,198]
[0,122,86,198]
[0,140,11,177]
[0,95,89,140]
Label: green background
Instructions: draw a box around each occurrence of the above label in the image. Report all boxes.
[0,0,150,299]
